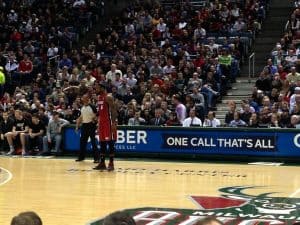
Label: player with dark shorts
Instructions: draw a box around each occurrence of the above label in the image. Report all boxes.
[93,83,118,171]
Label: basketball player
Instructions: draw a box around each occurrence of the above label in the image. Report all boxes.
[93,83,118,171]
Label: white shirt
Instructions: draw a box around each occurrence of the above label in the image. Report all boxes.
[182,117,202,127]
[157,23,167,33]
[126,77,137,87]
[203,118,221,127]
[81,105,96,123]
[83,76,96,86]
[163,65,175,74]
[106,69,123,82]
[47,47,58,57]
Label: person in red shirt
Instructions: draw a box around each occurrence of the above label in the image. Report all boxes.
[18,54,33,74]
[17,54,33,85]
[93,82,118,171]
[10,29,22,43]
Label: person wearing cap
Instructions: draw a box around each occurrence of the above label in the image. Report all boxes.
[0,66,5,97]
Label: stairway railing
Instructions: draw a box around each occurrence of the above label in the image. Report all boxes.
[248,52,255,83]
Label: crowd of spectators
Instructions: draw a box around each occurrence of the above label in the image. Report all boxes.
[225,0,300,128]
[0,0,272,155]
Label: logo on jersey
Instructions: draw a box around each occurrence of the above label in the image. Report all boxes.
[87,186,300,225]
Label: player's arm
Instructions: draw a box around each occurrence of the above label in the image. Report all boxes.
[106,94,118,123]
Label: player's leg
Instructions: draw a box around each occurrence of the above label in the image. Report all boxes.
[93,141,107,170]
[107,140,115,171]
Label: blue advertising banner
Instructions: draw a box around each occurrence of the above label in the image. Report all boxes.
[63,126,300,157]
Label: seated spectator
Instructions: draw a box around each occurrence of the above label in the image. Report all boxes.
[285,49,298,68]
[259,106,271,127]
[232,17,246,32]
[6,110,29,156]
[190,86,206,115]
[128,111,145,126]
[165,112,181,126]
[182,108,202,127]
[42,111,69,155]
[289,87,300,113]
[255,69,272,94]
[248,113,259,128]
[203,111,221,127]
[149,108,165,126]
[269,113,281,128]
[106,63,123,82]
[286,66,300,86]
[288,115,300,128]
[59,53,72,70]
[0,111,14,153]
[229,111,247,127]
[225,100,236,126]
[265,58,278,76]
[5,54,19,75]
[20,114,46,155]
[14,54,33,84]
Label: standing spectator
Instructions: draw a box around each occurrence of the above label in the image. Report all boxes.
[42,111,69,156]
[75,94,98,162]
[172,94,187,125]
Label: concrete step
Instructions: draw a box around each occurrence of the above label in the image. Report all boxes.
[255,37,278,44]
[218,102,242,107]
[221,99,243,104]
[267,17,289,22]
[235,77,258,83]
[269,8,294,17]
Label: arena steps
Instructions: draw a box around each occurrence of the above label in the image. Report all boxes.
[215,77,256,124]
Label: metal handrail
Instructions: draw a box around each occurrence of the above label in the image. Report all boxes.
[248,52,255,83]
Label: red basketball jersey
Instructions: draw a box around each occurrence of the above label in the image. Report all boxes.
[98,93,110,123]
[98,93,116,141]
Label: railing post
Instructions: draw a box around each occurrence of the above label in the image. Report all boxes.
[248,53,255,83]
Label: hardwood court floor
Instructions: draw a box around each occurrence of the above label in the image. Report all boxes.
[0,157,299,225]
